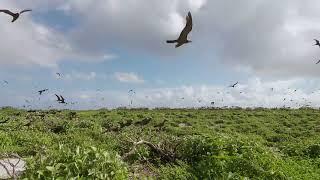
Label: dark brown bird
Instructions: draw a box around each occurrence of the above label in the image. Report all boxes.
[167,12,193,48]
[314,39,320,47]
[229,82,239,88]
[38,89,48,95]
[134,117,152,126]
[0,9,32,22]
[55,94,66,104]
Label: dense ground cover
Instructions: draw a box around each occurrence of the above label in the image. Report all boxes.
[0,107,320,179]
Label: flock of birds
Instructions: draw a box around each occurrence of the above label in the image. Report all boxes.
[0,8,319,109]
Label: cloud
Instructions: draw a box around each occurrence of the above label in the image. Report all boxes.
[54,0,320,78]
[1,76,317,110]
[63,71,97,81]
[0,0,115,68]
[4,0,320,79]
[114,72,145,84]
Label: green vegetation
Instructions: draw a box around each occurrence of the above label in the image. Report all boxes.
[0,107,320,179]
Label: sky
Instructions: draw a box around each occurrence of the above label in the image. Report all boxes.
[1,0,320,109]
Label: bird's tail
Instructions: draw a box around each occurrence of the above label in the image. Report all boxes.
[166,40,177,43]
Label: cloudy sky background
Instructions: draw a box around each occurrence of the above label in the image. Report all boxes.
[1,0,320,109]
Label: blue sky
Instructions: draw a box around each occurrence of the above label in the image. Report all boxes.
[1,0,320,109]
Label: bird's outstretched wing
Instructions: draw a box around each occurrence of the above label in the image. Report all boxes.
[20,9,32,14]
[60,95,65,101]
[55,94,61,101]
[177,12,193,41]
[0,9,15,17]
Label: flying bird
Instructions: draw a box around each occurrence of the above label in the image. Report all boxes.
[229,82,239,88]
[167,12,193,48]
[314,39,320,47]
[128,89,135,94]
[38,89,48,95]
[0,9,32,22]
[316,60,320,64]
[55,94,66,104]
[56,73,61,77]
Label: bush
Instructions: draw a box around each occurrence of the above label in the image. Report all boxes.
[24,145,128,179]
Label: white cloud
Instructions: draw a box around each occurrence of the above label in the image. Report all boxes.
[0,0,115,68]
[4,0,320,79]
[64,71,97,81]
[2,76,320,109]
[114,72,145,84]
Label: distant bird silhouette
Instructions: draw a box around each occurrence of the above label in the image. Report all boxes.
[211,101,215,105]
[56,73,61,77]
[134,117,152,126]
[314,39,320,47]
[55,94,66,104]
[167,12,193,48]
[38,89,48,95]
[0,9,32,22]
[128,89,135,94]
[229,82,239,88]
[0,118,9,124]
[316,60,320,64]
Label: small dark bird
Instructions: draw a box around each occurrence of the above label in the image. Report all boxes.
[211,101,215,105]
[167,12,193,48]
[128,89,135,94]
[0,118,9,124]
[0,9,32,22]
[56,73,61,77]
[316,60,320,64]
[134,117,152,126]
[3,80,8,85]
[55,94,66,104]
[38,89,48,95]
[229,82,239,88]
[314,39,320,47]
